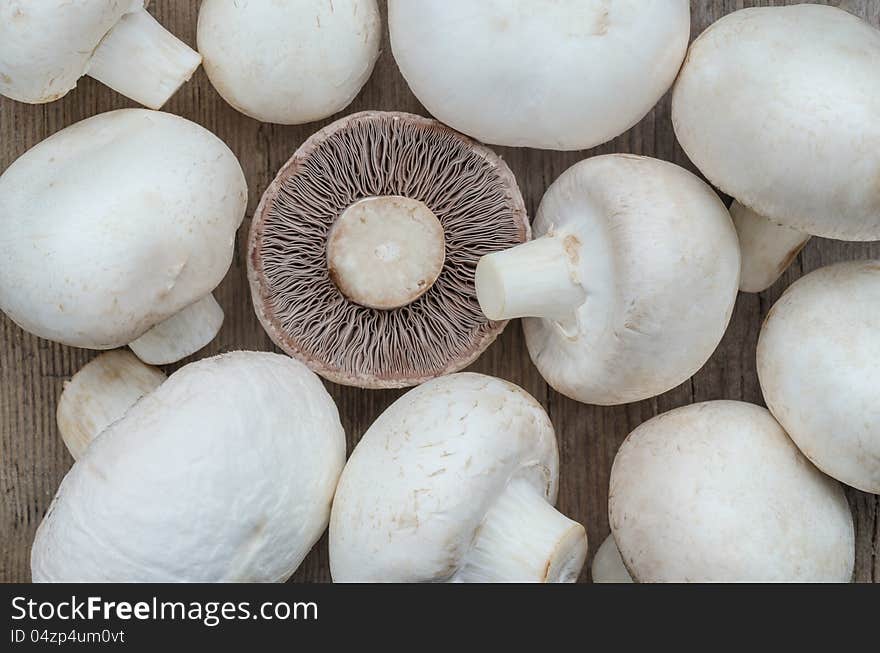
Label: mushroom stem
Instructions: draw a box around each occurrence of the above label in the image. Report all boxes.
[475,235,585,322]
[731,201,811,293]
[129,294,224,365]
[591,535,634,583]
[456,478,587,582]
[57,350,166,460]
[87,6,201,110]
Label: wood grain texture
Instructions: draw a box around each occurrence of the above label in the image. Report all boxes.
[1,0,877,583]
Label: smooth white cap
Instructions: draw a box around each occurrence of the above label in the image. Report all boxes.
[330,373,585,582]
[389,0,690,150]
[758,261,880,494]
[609,401,855,582]
[0,0,134,103]
[0,109,247,351]
[493,155,740,405]
[198,0,381,124]
[673,5,880,240]
[32,352,346,582]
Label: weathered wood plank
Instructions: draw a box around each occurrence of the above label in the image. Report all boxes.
[0,0,876,583]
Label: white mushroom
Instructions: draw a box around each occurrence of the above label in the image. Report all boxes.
[389,0,690,150]
[476,154,740,405]
[56,350,166,461]
[758,261,880,494]
[672,4,880,292]
[198,0,381,125]
[0,1,200,109]
[32,351,346,582]
[609,401,855,582]
[0,108,248,365]
[591,535,632,584]
[729,201,811,294]
[330,373,587,583]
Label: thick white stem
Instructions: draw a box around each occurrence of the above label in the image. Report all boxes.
[87,7,201,109]
[475,235,585,322]
[129,294,224,365]
[57,350,166,460]
[591,535,633,584]
[731,201,811,293]
[455,478,587,583]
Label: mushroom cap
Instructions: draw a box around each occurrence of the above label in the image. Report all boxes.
[0,109,247,350]
[523,155,740,405]
[329,373,557,582]
[0,0,138,103]
[591,535,632,584]
[609,401,854,583]
[672,5,880,240]
[248,111,528,388]
[31,351,346,582]
[758,261,880,494]
[198,0,381,125]
[389,0,690,150]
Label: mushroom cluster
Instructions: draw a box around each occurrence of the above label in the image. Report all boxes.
[249,111,529,388]
[2,1,878,587]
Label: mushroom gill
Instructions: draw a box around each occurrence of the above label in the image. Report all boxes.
[248,111,528,388]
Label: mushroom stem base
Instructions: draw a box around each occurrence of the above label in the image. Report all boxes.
[455,478,587,583]
[129,294,224,365]
[57,350,166,460]
[87,6,201,109]
[476,235,585,322]
[731,201,810,293]
[327,196,446,310]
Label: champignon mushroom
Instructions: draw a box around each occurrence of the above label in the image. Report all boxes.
[56,350,166,461]
[591,535,632,584]
[248,111,529,388]
[758,261,880,494]
[0,0,200,109]
[388,0,690,150]
[330,373,587,582]
[197,0,381,125]
[32,351,346,582]
[609,401,855,582]
[0,108,248,365]
[672,4,880,292]
[475,154,740,405]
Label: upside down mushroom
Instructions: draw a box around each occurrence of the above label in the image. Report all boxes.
[248,111,529,388]
[609,401,855,582]
[0,109,248,365]
[0,0,200,109]
[32,351,346,582]
[476,154,740,405]
[330,373,587,582]
[758,261,880,494]
[673,4,880,292]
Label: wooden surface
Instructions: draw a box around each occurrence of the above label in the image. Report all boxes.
[1,0,878,583]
